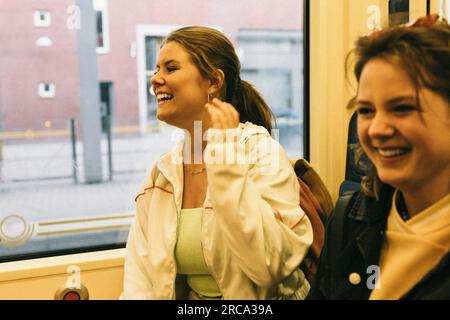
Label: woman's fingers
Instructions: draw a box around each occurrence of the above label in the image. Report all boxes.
[207,98,239,129]
[206,103,225,129]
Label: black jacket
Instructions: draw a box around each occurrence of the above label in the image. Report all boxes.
[308,185,450,299]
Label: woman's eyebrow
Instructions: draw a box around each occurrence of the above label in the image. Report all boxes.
[356,96,416,106]
[156,59,180,68]
[386,96,416,104]
[355,99,372,106]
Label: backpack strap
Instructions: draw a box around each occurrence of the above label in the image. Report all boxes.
[328,191,358,265]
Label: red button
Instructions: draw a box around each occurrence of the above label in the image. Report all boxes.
[63,292,81,300]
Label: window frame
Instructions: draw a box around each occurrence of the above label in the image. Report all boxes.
[1,1,309,263]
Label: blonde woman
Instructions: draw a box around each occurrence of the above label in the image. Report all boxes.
[121,26,312,300]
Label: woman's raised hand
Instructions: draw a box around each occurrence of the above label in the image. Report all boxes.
[206,98,240,129]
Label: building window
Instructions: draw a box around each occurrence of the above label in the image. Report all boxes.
[38,82,55,98]
[238,29,303,156]
[36,36,53,47]
[34,10,51,27]
[93,0,110,54]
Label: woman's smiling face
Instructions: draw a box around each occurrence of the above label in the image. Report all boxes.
[356,58,450,194]
[151,41,211,128]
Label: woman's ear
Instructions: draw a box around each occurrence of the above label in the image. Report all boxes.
[208,69,225,95]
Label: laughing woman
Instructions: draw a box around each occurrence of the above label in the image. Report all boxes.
[121,26,312,300]
[309,15,450,299]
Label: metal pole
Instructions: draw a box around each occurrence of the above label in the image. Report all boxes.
[76,0,103,183]
[70,118,78,184]
[106,115,113,181]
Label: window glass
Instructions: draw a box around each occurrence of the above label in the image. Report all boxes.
[0,0,305,261]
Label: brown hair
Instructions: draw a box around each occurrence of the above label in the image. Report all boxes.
[347,16,450,198]
[164,26,274,131]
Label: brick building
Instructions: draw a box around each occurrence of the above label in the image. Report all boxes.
[0,0,303,137]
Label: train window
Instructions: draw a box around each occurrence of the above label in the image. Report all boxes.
[0,0,306,262]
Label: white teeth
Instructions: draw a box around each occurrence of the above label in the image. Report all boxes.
[156,93,173,103]
[377,148,409,157]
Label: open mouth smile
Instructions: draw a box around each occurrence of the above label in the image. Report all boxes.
[156,93,174,104]
[375,147,411,159]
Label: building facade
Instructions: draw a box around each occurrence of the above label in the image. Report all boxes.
[0,0,303,137]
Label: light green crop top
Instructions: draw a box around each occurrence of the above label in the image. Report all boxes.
[175,207,221,298]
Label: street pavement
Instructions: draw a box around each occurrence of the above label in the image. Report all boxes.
[0,127,176,223]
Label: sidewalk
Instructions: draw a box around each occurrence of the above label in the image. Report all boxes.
[0,127,176,223]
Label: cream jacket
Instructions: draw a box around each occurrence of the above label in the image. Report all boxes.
[121,122,313,299]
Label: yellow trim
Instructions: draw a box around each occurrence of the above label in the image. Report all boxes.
[0,249,125,299]
[0,124,161,140]
[409,0,440,21]
[36,224,131,236]
[429,0,441,15]
[310,0,353,202]
[0,266,124,300]
[38,214,134,226]
[410,0,427,20]
[0,129,70,140]
[111,125,160,133]
[0,248,125,282]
